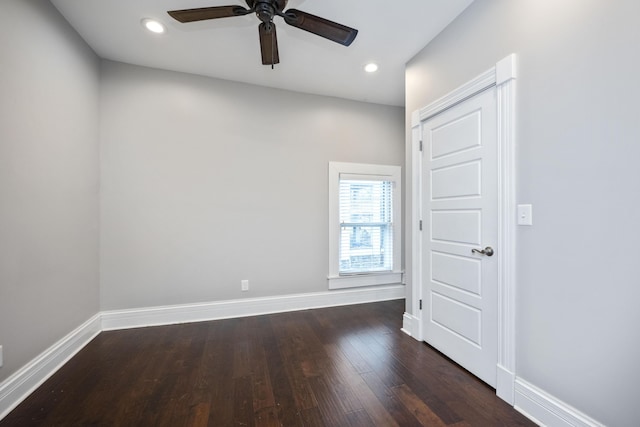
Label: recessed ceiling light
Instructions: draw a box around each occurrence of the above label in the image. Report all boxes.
[364,63,379,73]
[141,18,166,34]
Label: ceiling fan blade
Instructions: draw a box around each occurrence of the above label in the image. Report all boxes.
[259,22,280,65]
[168,6,251,23]
[283,9,358,46]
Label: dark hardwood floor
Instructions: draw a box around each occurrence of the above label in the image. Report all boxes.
[0,300,535,426]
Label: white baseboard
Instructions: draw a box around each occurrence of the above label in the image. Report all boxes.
[514,378,605,427]
[401,312,421,339]
[102,284,405,331]
[0,314,102,420]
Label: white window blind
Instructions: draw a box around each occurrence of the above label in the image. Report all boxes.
[338,179,393,274]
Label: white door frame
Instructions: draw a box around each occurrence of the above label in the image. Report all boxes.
[409,54,517,404]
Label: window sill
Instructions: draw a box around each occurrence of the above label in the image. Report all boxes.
[328,272,403,290]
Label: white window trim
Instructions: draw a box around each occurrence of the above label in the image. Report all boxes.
[328,162,402,289]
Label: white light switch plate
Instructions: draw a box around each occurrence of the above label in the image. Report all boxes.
[517,204,533,226]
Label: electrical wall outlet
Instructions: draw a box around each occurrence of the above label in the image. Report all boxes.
[241,280,249,292]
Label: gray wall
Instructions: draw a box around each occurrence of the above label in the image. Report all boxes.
[99,61,404,310]
[0,0,100,383]
[405,0,640,425]
[0,0,403,388]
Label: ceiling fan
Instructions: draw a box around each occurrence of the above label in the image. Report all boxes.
[167,0,358,66]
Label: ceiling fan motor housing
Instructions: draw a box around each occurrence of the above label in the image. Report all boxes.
[255,3,274,23]
[247,0,287,23]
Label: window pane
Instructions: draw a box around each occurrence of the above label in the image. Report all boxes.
[339,180,393,274]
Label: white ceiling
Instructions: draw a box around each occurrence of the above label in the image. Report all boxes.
[50,0,474,106]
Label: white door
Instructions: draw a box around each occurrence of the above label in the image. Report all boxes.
[420,87,498,387]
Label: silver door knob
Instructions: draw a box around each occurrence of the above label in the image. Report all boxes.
[472,246,494,257]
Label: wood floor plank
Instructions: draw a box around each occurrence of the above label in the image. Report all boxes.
[268,314,318,412]
[0,300,536,427]
[306,374,354,426]
[344,408,376,427]
[392,383,448,427]
[360,370,424,427]
[297,407,326,427]
[327,353,400,427]
[347,329,406,388]
[233,375,254,427]
[326,333,372,375]
[315,346,364,414]
[199,319,237,426]
[261,319,301,426]
[186,402,210,427]
[253,406,280,427]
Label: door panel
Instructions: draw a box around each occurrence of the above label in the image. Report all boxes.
[431,252,481,295]
[430,111,482,158]
[421,88,498,387]
[431,293,482,346]
[431,160,481,199]
[431,211,481,245]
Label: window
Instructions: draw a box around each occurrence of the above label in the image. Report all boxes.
[340,179,392,273]
[328,162,402,289]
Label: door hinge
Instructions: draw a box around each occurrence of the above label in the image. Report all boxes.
[419,220,423,231]
[419,299,423,310]
[419,140,423,151]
